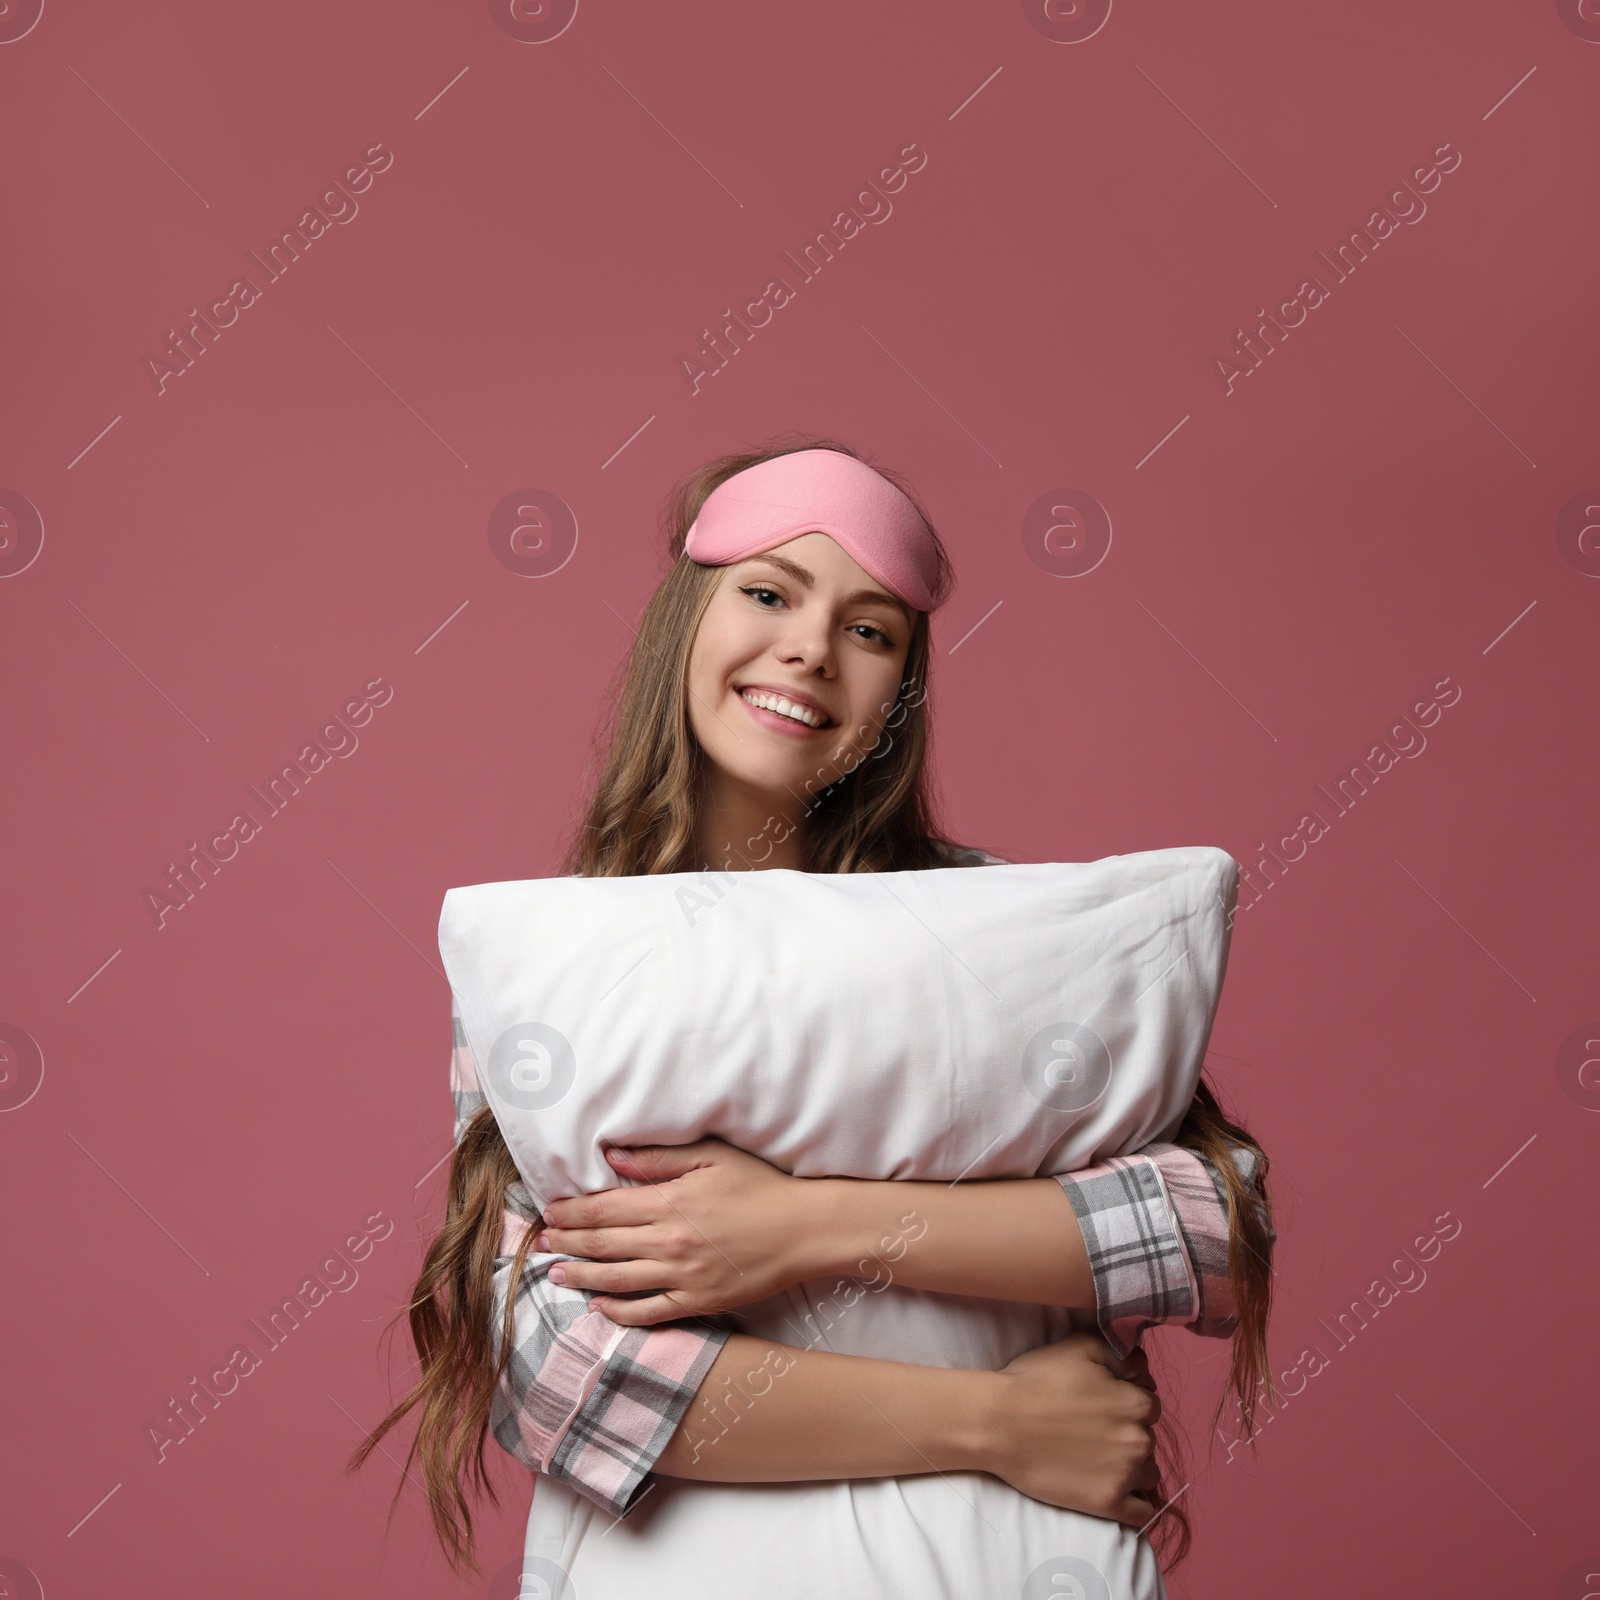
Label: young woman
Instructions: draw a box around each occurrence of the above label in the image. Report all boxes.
[354,439,1274,1598]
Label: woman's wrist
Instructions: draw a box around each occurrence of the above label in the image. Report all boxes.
[803,1176,916,1286]
[940,1363,1004,1476]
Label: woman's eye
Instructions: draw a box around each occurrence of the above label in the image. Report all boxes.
[850,622,894,646]
[740,585,784,608]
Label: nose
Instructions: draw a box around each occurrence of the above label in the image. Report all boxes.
[775,606,836,676]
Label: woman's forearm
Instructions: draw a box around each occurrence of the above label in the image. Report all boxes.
[653,1331,990,1482]
[540,1151,1096,1317]
[652,1327,1163,1530]
[803,1175,1094,1307]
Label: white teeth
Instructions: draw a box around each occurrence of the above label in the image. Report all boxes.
[742,689,824,728]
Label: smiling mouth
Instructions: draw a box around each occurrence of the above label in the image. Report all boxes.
[739,688,834,729]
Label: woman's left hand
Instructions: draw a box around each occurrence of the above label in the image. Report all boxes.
[533,1139,823,1325]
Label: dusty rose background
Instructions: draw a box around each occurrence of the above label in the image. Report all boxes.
[2,1,1596,1594]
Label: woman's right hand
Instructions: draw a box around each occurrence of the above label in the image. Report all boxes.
[976,1333,1162,1527]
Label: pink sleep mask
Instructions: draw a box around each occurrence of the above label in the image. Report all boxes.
[683,449,945,612]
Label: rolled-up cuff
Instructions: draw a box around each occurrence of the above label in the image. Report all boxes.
[1056,1153,1198,1359]
[544,1318,732,1517]
[490,1198,734,1519]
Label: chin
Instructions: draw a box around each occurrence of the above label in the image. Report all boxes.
[735,753,827,795]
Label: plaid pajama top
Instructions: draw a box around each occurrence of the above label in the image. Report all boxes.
[450,996,1267,1519]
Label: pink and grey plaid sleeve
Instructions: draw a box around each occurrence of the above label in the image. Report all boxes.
[450,995,731,1517]
[1056,1142,1272,1359]
[488,1196,731,1518]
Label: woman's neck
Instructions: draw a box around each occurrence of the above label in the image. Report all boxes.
[695,770,807,871]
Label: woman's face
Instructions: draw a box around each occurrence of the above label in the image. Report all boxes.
[685,531,914,808]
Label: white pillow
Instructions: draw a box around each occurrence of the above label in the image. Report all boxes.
[438,847,1239,1210]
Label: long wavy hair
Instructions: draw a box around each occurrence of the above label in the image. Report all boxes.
[348,435,1273,1575]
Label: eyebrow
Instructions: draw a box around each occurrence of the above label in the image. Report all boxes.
[743,552,909,617]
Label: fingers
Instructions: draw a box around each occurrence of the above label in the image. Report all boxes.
[604,1140,723,1181]
[541,1186,660,1232]
[1104,1347,1153,1392]
[1114,1377,1161,1428]
[1100,1345,1161,1425]
[589,1292,684,1327]
[1068,1331,1117,1362]
[1112,1495,1158,1531]
[547,1256,672,1296]
[538,1224,642,1259]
